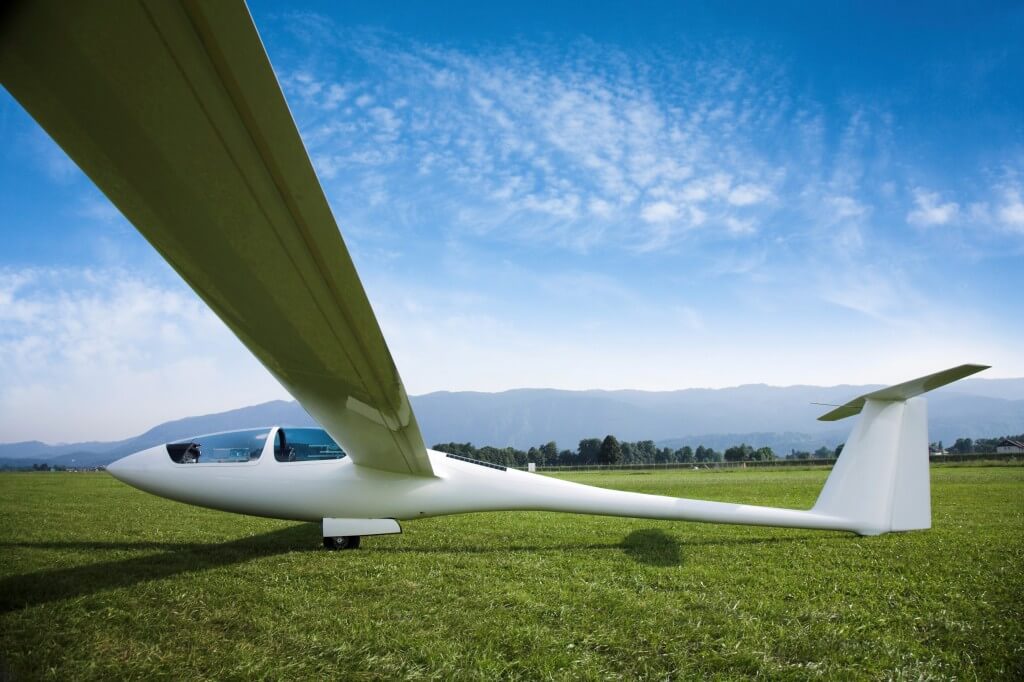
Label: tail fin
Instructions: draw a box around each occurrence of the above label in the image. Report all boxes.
[811,364,989,535]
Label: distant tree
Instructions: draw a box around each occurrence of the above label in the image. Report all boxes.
[558,449,574,465]
[951,438,973,454]
[578,438,602,464]
[635,440,657,464]
[973,437,998,453]
[477,446,500,464]
[834,443,845,458]
[814,446,833,459]
[541,441,558,464]
[753,446,775,461]
[724,443,753,462]
[432,442,477,458]
[599,435,622,464]
[527,446,539,464]
[620,441,635,464]
[695,445,722,462]
[676,445,694,463]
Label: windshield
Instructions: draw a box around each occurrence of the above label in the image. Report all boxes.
[167,429,271,464]
[275,428,347,462]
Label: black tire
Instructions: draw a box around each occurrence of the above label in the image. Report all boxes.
[323,535,361,550]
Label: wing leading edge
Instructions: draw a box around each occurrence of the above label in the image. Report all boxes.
[0,0,433,476]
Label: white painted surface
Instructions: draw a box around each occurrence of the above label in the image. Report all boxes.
[323,518,401,537]
[812,398,930,535]
[107,386,938,538]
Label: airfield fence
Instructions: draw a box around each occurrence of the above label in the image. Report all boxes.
[515,452,1020,473]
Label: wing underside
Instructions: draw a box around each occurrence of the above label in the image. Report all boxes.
[1,0,433,476]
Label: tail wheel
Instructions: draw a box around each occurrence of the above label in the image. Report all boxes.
[323,535,361,550]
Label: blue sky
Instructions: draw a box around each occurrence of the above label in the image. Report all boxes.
[2,1,1023,442]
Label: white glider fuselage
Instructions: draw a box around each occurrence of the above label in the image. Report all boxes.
[109,428,847,534]
[105,383,983,540]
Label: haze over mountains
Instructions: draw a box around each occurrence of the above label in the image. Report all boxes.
[2,378,1022,468]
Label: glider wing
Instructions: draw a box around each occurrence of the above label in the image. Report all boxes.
[0,0,434,475]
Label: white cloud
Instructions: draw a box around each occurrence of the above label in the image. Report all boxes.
[997,188,1024,231]
[727,183,771,206]
[291,71,322,98]
[323,83,349,109]
[680,182,710,201]
[76,196,123,223]
[724,216,757,235]
[641,201,679,223]
[0,268,286,442]
[23,127,80,184]
[523,193,581,219]
[819,265,920,323]
[273,29,799,252]
[826,195,868,220]
[588,197,613,218]
[907,187,959,227]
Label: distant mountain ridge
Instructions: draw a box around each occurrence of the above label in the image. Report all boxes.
[2,377,1022,468]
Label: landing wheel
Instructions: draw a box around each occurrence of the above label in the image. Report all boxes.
[323,535,361,550]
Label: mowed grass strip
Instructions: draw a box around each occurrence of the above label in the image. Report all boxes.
[1,466,1021,680]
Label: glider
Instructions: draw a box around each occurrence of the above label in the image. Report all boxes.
[1,0,989,549]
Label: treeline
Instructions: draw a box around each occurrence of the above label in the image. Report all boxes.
[435,431,1024,468]
[433,436,847,468]
[938,434,1024,454]
[0,462,72,472]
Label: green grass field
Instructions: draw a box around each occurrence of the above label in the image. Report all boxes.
[1,466,1022,680]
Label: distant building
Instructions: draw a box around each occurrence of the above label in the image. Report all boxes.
[995,438,1024,454]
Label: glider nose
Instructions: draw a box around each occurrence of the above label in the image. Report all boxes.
[106,452,140,484]
[107,446,163,487]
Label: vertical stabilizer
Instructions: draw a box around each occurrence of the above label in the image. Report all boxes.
[810,364,988,535]
[812,397,929,535]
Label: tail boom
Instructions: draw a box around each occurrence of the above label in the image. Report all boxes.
[431,365,985,536]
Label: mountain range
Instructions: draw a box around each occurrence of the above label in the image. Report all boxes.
[2,377,1022,468]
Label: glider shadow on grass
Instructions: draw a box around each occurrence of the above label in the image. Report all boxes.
[361,527,688,566]
[0,527,826,612]
[0,523,317,613]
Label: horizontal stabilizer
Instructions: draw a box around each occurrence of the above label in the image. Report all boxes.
[817,364,990,421]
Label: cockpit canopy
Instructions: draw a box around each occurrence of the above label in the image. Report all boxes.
[272,427,346,462]
[166,427,346,464]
